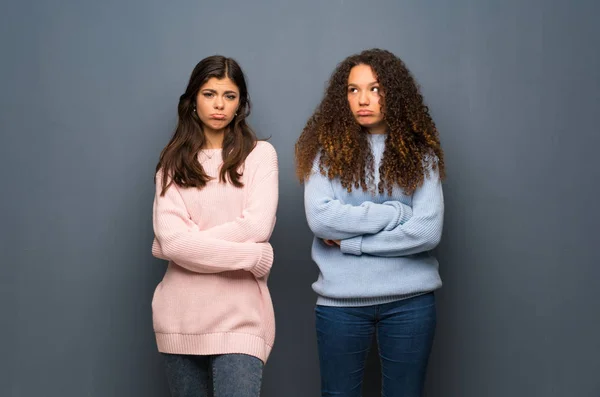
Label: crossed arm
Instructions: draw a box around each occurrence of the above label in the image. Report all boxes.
[152,148,279,277]
[304,164,443,257]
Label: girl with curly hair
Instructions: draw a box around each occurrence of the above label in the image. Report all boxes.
[151,55,278,397]
[296,48,445,397]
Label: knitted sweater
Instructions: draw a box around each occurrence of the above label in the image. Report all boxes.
[304,134,444,306]
[151,141,278,363]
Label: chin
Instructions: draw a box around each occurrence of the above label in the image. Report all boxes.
[358,122,377,129]
[355,118,380,129]
[359,120,385,131]
[209,121,229,131]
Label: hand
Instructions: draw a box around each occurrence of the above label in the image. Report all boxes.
[323,239,341,247]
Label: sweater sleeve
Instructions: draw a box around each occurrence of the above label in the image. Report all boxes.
[303,159,413,240]
[152,170,273,276]
[340,165,444,257]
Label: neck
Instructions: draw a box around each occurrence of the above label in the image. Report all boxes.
[202,128,225,149]
[368,124,387,135]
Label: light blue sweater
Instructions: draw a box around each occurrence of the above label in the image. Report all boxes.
[304,134,444,306]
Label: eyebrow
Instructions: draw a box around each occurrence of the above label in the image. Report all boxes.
[201,88,239,95]
[347,81,379,87]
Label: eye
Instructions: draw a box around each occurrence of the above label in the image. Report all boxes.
[371,86,380,93]
[226,94,237,100]
[348,87,358,94]
[203,92,213,98]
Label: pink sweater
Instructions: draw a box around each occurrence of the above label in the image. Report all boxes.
[151,141,278,363]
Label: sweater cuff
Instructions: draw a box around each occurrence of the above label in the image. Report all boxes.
[340,236,362,256]
[399,205,413,225]
[251,244,273,278]
[382,201,413,230]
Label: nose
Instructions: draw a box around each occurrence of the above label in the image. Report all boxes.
[214,96,224,110]
[358,91,369,106]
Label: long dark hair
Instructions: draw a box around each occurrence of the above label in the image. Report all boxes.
[295,48,445,195]
[156,55,257,195]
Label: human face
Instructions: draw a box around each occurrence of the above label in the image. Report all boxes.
[347,64,386,134]
[195,77,240,134]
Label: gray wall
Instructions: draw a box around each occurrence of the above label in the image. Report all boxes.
[1,0,599,396]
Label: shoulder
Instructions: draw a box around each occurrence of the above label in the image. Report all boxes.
[419,154,442,183]
[154,168,168,186]
[422,153,440,172]
[308,150,323,175]
[253,141,277,158]
[246,141,278,169]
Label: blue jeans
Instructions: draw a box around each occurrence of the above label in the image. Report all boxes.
[315,293,436,397]
[162,353,263,397]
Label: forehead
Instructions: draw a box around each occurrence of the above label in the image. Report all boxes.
[200,77,239,92]
[348,64,377,84]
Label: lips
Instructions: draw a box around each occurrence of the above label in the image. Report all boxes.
[210,114,226,120]
[357,110,373,116]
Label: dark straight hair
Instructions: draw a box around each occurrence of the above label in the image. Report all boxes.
[156,55,257,195]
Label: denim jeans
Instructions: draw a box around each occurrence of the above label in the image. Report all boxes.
[162,353,263,397]
[315,293,436,397]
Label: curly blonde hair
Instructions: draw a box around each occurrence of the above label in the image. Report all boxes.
[295,48,445,195]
